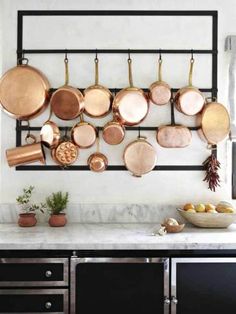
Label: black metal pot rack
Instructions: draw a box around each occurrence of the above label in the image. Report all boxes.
[15,10,218,171]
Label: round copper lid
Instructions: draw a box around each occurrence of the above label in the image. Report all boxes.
[71,122,97,148]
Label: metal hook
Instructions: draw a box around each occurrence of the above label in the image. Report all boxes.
[95,48,98,61]
[138,126,141,138]
[190,49,194,62]
[128,49,131,61]
[65,50,68,62]
[159,49,162,61]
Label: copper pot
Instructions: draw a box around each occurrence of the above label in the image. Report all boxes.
[197,99,230,145]
[50,56,84,120]
[175,57,205,116]
[0,58,50,120]
[87,135,108,172]
[84,56,112,118]
[123,135,157,177]
[102,114,125,145]
[149,55,171,105]
[6,134,45,167]
[113,56,149,126]
[40,107,60,149]
[71,114,97,149]
[51,131,78,166]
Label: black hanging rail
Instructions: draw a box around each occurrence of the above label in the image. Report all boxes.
[15,9,218,172]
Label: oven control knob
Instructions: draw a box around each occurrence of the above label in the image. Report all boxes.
[164,297,170,304]
[45,270,52,278]
[171,296,178,305]
[45,302,52,309]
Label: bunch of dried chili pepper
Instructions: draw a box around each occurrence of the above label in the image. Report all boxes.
[203,152,221,192]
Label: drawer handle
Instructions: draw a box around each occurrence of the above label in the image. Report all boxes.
[164,296,170,305]
[45,270,52,278]
[171,296,178,305]
[45,302,52,309]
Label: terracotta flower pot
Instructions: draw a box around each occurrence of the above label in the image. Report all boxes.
[18,213,37,227]
[49,213,67,227]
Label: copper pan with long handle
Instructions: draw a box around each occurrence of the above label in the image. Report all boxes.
[84,56,112,118]
[0,58,50,120]
[40,106,60,149]
[50,55,84,120]
[87,133,108,172]
[149,54,171,106]
[175,55,205,116]
[197,98,230,145]
[113,55,149,126]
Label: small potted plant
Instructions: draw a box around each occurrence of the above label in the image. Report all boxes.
[46,191,69,227]
[16,186,46,227]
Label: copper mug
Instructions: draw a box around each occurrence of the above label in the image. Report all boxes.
[6,134,45,167]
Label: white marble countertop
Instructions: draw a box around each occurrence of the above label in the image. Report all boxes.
[0,223,236,250]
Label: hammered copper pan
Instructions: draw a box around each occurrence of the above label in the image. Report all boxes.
[0,58,50,120]
[84,56,112,118]
[175,57,205,116]
[113,56,149,126]
[6,134,45,167]
[50,56,84,120]
[149,55,171,106]
[123,136,157,177]
[87,135,108,172]
[71,113,97,149]
[197,99,230,145]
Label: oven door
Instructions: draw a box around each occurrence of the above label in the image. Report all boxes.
[71,257,169,314]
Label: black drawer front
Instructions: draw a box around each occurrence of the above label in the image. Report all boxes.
[0,258,68,286]
[0,289,68,313]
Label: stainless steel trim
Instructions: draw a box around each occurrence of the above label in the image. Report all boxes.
[0,288,68,314]
[171,258,236,314]
[0,258,69,287]
[70,257,169,314]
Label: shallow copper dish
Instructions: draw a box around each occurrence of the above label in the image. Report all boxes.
[52,140,78,166]
[0,58,50,120]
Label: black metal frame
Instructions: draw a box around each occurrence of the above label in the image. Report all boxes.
[15,10,218,171]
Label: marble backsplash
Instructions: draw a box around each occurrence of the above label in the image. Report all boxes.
[0,203,182,224]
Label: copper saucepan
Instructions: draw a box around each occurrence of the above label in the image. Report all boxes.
[175,56,205,116]
[197,98,230,145]
[156,98,192,148]
[40,106,60,149]
[6,133,45,167]
[123,134,157,177]
[149,54,171,106]
[71,113,97,149]
[102,112,125,145]
[0,58,50,120]
[50,56,84,120]
[87,134,108,172]
[84,56,112,118]
[51,129,78,166]
[113,55,149,126]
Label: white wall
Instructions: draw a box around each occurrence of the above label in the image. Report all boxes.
[0,0,234,204]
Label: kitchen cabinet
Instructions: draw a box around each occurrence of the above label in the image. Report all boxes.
[171,258,236,314]
[71,257,169,314]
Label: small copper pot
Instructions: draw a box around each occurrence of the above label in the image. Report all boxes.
[87,135,108,172]
[175,57,205,116]
[102,114,125,145]
[149,56,171,105]
[113,57,149,126]
[84,57,112,118]
[71,114,97,149]
[6,134,45,167]
[50,57,84,120]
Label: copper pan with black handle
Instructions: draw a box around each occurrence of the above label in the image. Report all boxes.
[0,57,50,120]
[113,54,149,126]
[50,55,84,120]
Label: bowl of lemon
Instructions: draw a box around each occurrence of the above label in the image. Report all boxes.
[178,201,236,228]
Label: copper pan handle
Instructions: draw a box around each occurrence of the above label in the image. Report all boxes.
[64,55,69,86]
[188,56,194,86]
[158,54,162,81]
[94,56,99,85]
[128,57,134,88]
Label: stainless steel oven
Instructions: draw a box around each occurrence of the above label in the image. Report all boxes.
[71,256,169,314]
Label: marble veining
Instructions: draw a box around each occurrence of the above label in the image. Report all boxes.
[0,223,236,250]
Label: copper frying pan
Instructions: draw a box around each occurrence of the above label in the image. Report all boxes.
[40,106,60,149]
[0,58,50,120]
[123,134,157,177]
[149,54,171,105]
[113,56,149,126]
[175,56,205,116]
[156,98,192,148]
[102,113,125,145]
[50,56,84,120]
[71,113,97,149]
[84,56,112,118]
[87,134,108,172]
[197,99,230,145]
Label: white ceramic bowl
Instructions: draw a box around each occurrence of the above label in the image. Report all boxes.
[177,209,236,228]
